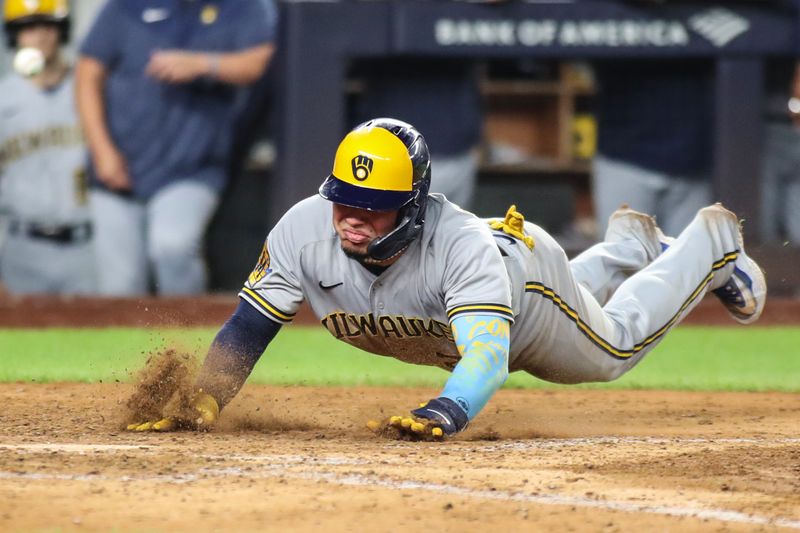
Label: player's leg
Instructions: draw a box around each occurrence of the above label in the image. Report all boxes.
[0,235,56,293]
[60,241,97,295]
[147,180,220,295]
[594,204,763,377]
[518,204,763,384]
[570,205,667,305]
[89,189,148,295]
[759,123,789,242]
[786,179,800,243]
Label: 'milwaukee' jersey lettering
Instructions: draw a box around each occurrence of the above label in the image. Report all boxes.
[239,194,520,371]
[322,313,453,342]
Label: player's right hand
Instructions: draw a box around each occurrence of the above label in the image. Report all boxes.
[93,143,131,191]
[126,392,220,432]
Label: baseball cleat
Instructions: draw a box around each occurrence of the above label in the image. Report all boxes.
[712,251,767,325]
[707,205,767,325]
[605,204,665,262]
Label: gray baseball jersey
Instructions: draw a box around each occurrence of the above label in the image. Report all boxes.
[0,69,94,294]
[241,194,514,371]
[241,193,743,385]
[0,70,88,225]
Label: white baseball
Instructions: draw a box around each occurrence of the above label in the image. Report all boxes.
[13,47,45,77]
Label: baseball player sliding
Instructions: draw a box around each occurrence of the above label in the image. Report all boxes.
[128,118,767,438]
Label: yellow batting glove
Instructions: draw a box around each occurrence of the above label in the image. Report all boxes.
[366,413,445,441]
[126,392,219,432]
[127,418,176,432]
[191,391,220,429]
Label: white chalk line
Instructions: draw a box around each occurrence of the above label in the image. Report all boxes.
[2,436,798,455]
[1,442,799,529]
[390,436,800,453]
[0,443,149,453]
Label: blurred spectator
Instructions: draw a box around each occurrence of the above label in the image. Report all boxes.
[0,0,96,295]
[351,58,483,210]
[75,0,277,296]
[592,59,713,238]
[761,58,800,245]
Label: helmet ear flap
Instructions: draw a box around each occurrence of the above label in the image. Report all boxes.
[365,138,431,262]
[366,190,425,262]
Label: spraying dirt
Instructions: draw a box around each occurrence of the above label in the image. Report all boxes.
[122,348,200,428]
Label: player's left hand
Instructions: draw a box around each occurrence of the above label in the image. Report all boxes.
[367,397,468,441]
[366,414,446,441]
[126,392,219,432]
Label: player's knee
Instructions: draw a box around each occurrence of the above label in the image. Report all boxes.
[694,204,737,230]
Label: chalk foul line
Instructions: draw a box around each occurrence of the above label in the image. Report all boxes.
[0,442,798,529]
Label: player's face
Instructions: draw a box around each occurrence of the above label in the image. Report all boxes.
[16,23,60,62]
[332,204,398,258]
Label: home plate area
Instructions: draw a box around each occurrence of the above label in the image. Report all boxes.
[1,383,798,531]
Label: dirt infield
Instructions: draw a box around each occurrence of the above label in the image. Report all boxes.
[1,383,798,532]
[1,295,798,531]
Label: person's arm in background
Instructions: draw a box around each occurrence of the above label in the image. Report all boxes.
[74,0,131,193]
[147,0,277,86]
[145,44,275,86]
[74,56,130,192]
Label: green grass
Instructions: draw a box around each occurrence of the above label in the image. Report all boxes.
[0,326,798,391]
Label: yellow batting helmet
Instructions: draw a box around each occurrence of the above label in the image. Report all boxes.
[4,0,70,47]
[319,118,431,261]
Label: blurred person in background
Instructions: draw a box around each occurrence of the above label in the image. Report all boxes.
[0,0,96,295]
[351,58,484,211]
[761,57,800,246]
[75,0,277,296]
[592,58,714,239]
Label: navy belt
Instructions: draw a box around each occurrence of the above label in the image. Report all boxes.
[8,220,93,244]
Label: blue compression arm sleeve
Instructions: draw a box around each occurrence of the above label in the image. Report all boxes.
[440,314,510,421]
[195,299,281,407]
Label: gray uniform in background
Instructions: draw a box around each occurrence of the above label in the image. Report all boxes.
[0,70,95,294]
[242,193,744,384]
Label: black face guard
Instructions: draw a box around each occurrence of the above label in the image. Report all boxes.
[366,191,424,262]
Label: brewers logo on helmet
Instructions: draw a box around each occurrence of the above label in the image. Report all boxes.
[3,0,70,47]
[319,118,431,261]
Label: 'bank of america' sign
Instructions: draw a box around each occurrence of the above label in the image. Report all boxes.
[434,8,750,49]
